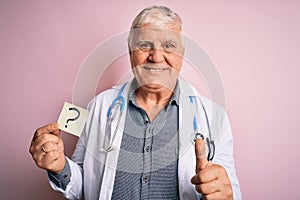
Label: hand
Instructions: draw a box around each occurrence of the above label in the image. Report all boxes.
[29,123,66,174]
[191,139,233,200]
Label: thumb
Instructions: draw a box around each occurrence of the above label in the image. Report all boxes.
[51,122,61,136]
[195,138,209,174]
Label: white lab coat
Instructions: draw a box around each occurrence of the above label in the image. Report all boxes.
[49,79,242,200]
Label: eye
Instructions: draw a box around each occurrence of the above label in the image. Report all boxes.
[163,42,176,52]
[136,42,153,51]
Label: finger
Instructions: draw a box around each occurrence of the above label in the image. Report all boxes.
[195,138,209,173]
[191,174,201,185]
[191,164,218,185]
[201,164,227,183]
[42,138,64,154]
[31,148,48,167]
[202,191,225,200]
[33,134,60,151]
[195,179,220,195]
[51,127,61,136]
[30,134,60,156]
[42,151,60,163]
[33,123,60,141]
[42,141,59,153]
[57,138,64,154]
[39,151,61,169]
[42,152,65,173]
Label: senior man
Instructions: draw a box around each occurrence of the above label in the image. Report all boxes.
[30,6,242,200]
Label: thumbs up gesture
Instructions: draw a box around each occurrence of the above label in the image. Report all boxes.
[191,138,233,200]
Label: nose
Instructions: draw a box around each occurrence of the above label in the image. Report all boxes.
[148,48,164,63]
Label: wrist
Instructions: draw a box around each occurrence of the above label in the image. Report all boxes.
[50,156,66,174]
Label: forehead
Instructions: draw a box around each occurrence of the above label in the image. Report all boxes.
[132,27,182,42]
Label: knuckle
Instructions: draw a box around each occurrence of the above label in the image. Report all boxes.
[47,151,59,158]
[33,153,42,162]
[44,141,54,149]
[58,140,64,149]
[36,159,43,167]
[49,142,55,148]
[29,145,34,154]
[195,184,201,193]
[46,151,55,157]
[39,134,56,144]
[225,178,231,186]
[198,171,206,182]
[41,134,50,140]
[30,146,38,156]
[198,184,205,193]
[227,190,233,198]
[216,165,226,174]
[35,128,43,136]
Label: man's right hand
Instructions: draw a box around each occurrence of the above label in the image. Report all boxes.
[29,123,66,174]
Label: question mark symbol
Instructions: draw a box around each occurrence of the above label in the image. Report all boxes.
[65,107,80,128]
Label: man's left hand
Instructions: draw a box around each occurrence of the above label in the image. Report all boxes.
[191,139,233,200]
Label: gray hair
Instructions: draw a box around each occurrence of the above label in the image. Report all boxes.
[130,6,182,30]
[128,6,183,49]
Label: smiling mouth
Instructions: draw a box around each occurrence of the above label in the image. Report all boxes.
[143,65,169,72]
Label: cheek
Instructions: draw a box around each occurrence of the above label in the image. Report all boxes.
[168,55,183,72]
[130,51,148,66]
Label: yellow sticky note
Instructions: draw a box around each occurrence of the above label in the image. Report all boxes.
[57,102,89,137]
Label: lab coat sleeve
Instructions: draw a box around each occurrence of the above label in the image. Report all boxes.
[47,139,86,200]
[213,112,242,200]
[48,99,97,199]
[48,155,84,199]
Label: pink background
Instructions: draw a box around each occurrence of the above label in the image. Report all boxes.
[1,1,299,199]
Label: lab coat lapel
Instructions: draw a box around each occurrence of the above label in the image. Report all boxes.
[177,80,210,200]
[177,80,199,200]
[99,81,131,200]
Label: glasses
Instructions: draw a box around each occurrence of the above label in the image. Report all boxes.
[135,40,179,53]
[128,27,184,53]
[193,132,215,162]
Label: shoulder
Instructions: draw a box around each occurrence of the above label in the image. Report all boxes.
[179,80,225,113]
[86,81,132,111]
[179,80,227,130]
[87,89,116,109]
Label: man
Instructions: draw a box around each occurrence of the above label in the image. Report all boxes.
[29,6,242,200]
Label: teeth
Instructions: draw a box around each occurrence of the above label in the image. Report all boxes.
[144,67,167,72]
[150,68,163,72]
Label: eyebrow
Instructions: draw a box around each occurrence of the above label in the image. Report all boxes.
[136,39,177,44]
[163,40,177,44]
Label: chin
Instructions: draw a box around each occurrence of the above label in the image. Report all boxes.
[140,79,177,92]
[144,82,164,89]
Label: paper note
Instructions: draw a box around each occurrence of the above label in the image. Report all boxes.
[57,102,89,137]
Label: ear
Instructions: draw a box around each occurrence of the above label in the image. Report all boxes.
[128,43,131,52]
[128,47,134,68]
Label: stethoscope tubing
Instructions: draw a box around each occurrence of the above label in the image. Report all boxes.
[104,82,215,161]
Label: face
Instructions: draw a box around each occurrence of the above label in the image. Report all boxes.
[129,26,185,92]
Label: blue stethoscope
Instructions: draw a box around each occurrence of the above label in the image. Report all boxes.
[105,83,215,161]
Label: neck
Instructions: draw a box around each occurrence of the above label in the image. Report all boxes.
[136,84,175,105]
[135,83,176,121]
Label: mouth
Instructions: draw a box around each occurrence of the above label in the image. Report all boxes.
[143,65,169,72]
